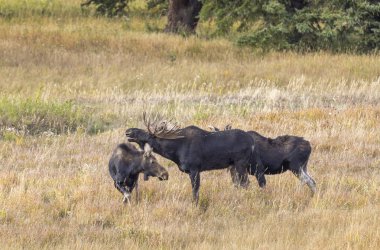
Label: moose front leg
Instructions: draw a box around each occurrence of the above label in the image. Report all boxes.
[252,153,266,188]
[114,181,131,204]
[134,178,139,203]
[229,166,241,187]
[254,163,267,188]
[232,163,250,188]
[189,171,200,205]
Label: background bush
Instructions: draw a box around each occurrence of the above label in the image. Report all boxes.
[0,96,111,137]
[201,0,380,53]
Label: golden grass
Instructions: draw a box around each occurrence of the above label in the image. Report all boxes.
[1,3,380,249]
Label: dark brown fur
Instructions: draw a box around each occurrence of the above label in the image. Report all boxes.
[126,123,254,204]
[211,126,316,194]
[108,143,168,204]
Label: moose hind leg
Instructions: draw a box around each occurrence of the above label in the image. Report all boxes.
[300,168,316,194]
[189,171,200,205]
[293,163,316,194]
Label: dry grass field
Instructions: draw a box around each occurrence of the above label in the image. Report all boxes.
[1,1,380,249]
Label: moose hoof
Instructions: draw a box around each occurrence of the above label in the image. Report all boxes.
[122,193,131,204]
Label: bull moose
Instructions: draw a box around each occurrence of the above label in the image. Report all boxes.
[125,114,255,204]
[210,125,316,194]
[109,142,169,204]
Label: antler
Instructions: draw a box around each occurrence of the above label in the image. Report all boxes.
[143,112,153,134]
[142,112,183,139]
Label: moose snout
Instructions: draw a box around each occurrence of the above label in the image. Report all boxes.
[125,133,135,142]
[125,130,138,142]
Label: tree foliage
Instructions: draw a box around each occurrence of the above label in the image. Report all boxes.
[81,0,129,17]
[146,0,168,17]
[80,0,379,52]
[200,0,380,52]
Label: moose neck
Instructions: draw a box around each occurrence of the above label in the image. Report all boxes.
[147,137,180,165]
[129,158,144,176]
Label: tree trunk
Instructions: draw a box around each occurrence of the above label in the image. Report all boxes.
[165,0,202,33]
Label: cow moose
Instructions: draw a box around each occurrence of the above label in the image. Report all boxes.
[109,142,169,204]
[210,125,316,194]
[125,114,254,204]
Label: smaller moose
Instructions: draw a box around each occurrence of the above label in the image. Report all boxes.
[210,125,316,194]
[109,143,169,204]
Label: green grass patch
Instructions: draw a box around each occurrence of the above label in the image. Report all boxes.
[0,96,110,136]
[0,0,85,20]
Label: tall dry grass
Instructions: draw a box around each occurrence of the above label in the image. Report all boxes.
[1,1,380,249]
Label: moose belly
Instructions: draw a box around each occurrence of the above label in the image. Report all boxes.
[199,156,233,171]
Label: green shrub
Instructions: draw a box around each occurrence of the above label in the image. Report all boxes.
[201,0,380,53]
[0,96,110,136]
[81,0,130,17]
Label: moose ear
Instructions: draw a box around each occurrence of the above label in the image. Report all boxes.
[144,143,152,157]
